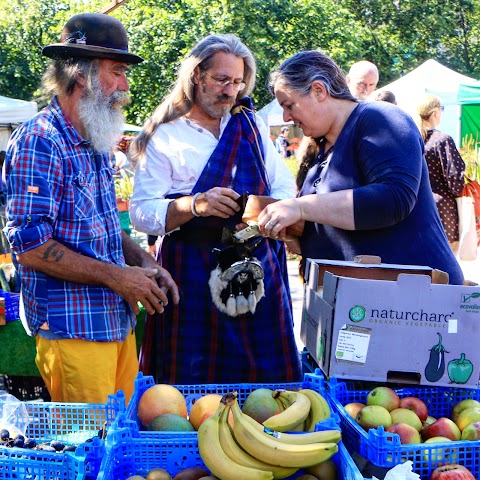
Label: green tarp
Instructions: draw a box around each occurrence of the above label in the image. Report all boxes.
[459,83,480,146]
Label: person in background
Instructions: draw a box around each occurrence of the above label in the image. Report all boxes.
[257,50,464,285]
[147,234,158,257]
[113,144,130,173]
[0,150,9,255]
[275,126,291,158]
[3,13,179,404]
[415,94,466,254]
[346,60,379,101]
[369,90,397,105]
[129,33,302,385]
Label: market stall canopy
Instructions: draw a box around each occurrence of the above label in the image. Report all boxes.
[257,99,293,127]
[0,95,38,150]
[0,95,37,126]
[375,59,477,146]
[123,123,142,133]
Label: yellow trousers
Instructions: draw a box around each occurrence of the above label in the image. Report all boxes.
[35,331,138,404]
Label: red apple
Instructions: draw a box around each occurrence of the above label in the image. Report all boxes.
[399,396,428,422]
[430,464,475,480]
[344,402,365,419]
[421,417,461,441]
[386,423,421,444]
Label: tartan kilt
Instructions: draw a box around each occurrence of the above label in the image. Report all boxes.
[139,235,302,385]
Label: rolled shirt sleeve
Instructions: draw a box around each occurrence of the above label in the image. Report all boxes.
[4,134,60,253]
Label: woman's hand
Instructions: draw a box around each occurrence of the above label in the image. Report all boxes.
[258,198,303,238]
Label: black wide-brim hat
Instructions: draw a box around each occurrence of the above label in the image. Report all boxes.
[42,13,144,65]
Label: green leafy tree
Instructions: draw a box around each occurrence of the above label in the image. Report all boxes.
[1,0,479,123]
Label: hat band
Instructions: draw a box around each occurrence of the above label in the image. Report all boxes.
[64,30,129,52]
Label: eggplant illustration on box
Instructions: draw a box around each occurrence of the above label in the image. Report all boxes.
[424,333,449,382]
[424,333,474,384]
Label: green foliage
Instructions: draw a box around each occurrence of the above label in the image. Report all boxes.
[461,133,480,181]
[114,173,134,200]
[1,0,480,122]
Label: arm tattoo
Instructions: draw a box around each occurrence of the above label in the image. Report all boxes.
[43,242,65,263]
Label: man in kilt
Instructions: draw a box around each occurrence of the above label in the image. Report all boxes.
[129,34,302,384]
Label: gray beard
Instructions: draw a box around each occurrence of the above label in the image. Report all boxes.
[77,81,130,153]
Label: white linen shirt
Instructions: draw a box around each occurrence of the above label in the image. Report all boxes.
[130,113,296,236]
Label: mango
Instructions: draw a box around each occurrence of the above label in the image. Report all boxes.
[242,388,279,423]
[147,414,195,432]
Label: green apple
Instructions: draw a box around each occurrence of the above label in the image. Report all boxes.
[422,436,457,466]
[356,405,392,430]
[461,421,480,440]
[389,408,423,432]
[455,407,480,432]
[366,386,400,412]
[451,399,480,422]
[423,415,437,428]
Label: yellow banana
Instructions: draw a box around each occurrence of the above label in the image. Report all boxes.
[218,405,298,479]
[242,408,341,445]
[277,393,292,410]
[289,420,306,432]
[300,388,331,432]
[263,390,311,432]
[197,393,273,480]
[274,396,286,412]
[229,397,338,468]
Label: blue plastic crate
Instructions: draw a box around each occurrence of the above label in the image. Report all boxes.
[327,378,480,478]
[126,369,335,432]
[97,413,365,480]
[0,392,125,480]
[0,289,20,322]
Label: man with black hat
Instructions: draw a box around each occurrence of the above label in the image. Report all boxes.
[3,13,179,404]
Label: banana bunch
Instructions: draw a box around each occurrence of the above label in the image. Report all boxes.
[264,389,332,433]
[197,392,339,480]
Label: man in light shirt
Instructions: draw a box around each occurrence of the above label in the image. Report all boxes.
[129,34,302,385]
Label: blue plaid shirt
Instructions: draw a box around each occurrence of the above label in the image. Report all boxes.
[4,96,134,341]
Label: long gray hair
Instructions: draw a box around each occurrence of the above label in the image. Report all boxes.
[130,33,257,163]
[41,58,99,98]
[269,50,356,102]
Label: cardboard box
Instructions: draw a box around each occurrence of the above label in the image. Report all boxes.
[301,258,480,388]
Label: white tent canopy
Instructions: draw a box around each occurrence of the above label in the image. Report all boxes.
[257,98,293,127]
[0,95,37,125]
[0,95,38,150]
[376,59,478,145]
